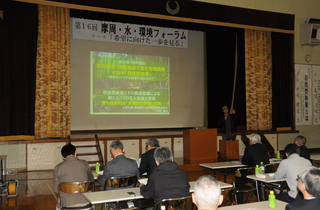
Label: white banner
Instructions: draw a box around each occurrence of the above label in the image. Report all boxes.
[71,18,188,48]
[295,64,312,125]
[313,65,320,125]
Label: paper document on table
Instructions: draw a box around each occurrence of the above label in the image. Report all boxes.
[139,178,148,185]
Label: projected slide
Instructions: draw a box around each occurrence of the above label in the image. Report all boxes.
[90,52,170,114]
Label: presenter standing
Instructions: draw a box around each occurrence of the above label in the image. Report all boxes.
[218,106,237,140]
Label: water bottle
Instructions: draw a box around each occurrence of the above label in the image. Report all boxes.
[276,150,281,159]
[268,190,276,208]
[255,165,260,175]
[95,162,100,174]
[259,162,265,174]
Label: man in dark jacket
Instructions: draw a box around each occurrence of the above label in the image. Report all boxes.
[241,133,270,167]
[238,133,269,204]
[139,138,159,177]
[294,135,311,163]
[140,146,190,204]
[218,106,237,140]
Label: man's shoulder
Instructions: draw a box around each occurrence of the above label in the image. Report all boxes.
[142,148,155,157]
[245,144,259,151]
[156,162,186,173]
[114,155,137,165]
[152,166,187,177]
[284,154,310,165]
[54,161,64,169]
[300,145,308,149]
[252,143,269,151]
[287,198,320,209]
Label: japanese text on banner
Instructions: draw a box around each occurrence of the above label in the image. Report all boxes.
[71,18,188,48]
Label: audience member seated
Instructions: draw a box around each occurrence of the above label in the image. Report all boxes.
[192,175,223,210]
[98,140,140,190]
[274,143,312,203]
[294,135,311,163]
[237,133,269,203]
[53,144,94,208]
[286,167,320,210]
[139,138,160,177]
[139,146,190,204]
[241,133,270,167]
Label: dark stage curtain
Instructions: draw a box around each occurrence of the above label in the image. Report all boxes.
[206,27,246,131]
[271,32,295,130]
[0,0,38,136]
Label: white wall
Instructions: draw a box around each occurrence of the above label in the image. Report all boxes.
[0,144,26,170]
[195,0,320,64]
[197,0,320,149]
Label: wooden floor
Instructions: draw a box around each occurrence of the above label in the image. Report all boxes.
[0,167,244,210]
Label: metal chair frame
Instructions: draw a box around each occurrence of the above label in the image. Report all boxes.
[232,167,259,205]
[104,176,138,210]
[263,163,288,200]
[154,195,195,210]
[264,163,279,173]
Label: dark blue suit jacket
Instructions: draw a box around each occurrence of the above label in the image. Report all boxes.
[139,148,157,176]
[241,143,270,167]
[286,198,320,210]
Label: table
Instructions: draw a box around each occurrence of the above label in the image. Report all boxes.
[83,181,233,205]
[0,155,7,183]
[200,161,246,182]
[247,174,285,201]
[200,159,281,182]
[219,200,288,210]
[311,154,320,161]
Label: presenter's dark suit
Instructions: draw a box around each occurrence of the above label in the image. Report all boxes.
[139,148,157,177]
[241,143,270,167]
[286,198,320,210]
[218,113,237,134]
[53,156,94,207]
[140,161,190,204]
[98,154,140,190]
[299,145,311,162]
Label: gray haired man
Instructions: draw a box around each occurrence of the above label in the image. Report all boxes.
[192,175,223,210]
[241,133,270,167]
[285,167,320,209]
[140,147,190,204]
[139,138,160,176]
[97,140,140,190]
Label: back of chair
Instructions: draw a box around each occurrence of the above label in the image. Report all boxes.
[118,207,140,210]
[59,181,94,195]
[232,167,255,186]
[106,176,137,188]
[265,163,279,173]
[154,196,194,210]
